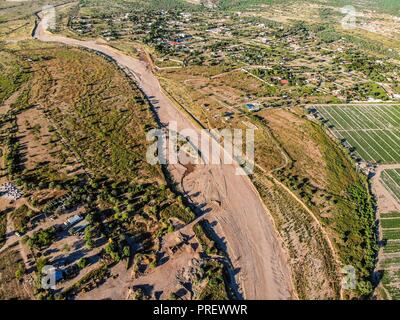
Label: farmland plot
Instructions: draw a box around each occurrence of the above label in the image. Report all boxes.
[316,105,400,164]
[381,169,400,204]
[380,212,400,299]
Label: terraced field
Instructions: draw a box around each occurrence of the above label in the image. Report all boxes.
[316,105,400,164]
[381,169,400,203]
[380,211,400,299]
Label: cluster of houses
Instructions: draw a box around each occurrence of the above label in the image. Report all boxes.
[66,5,400,104]
[168,33,193,46]
[0,182,22,200]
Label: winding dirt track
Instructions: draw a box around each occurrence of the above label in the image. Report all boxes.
[33,10,294,299]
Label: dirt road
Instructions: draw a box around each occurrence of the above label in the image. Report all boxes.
[33,10,294,299]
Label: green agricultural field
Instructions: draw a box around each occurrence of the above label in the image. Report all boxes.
[381,269,400,300]
[381,169,400,204]
[381,211,400,218]
[382,229,400,241]
[383,241,400,254]
[381,217,400,229]
[381,256,400,268]
[380,211,400,299]
[316,105,400,164]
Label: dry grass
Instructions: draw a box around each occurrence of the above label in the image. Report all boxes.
[265,108,329,188]
[252,171,340,299]
[29,47,160,182]
[0,210,6,248]
[0,248,33,300]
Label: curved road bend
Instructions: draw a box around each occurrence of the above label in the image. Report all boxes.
[33,10,294,300]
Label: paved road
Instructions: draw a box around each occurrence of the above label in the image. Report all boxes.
[33,9,294,299]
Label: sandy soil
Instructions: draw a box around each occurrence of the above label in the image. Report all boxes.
[33,10,294,299]
[77,193,212,300]
[129,245,201,300]
[372,164,400,215]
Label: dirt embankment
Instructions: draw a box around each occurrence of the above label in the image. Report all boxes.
[33,10,294,299]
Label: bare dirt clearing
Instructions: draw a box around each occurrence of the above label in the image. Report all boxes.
[373,164,400,214]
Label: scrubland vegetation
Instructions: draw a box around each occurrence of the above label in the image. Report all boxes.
[267,109,377,297]
[0,211,6,247]
[1,0,399,300]
[0,51,30,105]
[0,249,32,299]
[38,0,400,299]
[0,41,223,300]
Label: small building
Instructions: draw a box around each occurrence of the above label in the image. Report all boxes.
[245,103,260,112]
[55,270,64,282]
[64,215,83,228]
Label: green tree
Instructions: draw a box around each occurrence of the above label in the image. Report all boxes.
[77,258,88,269]
[123,246,130,258]
[36,257,48,274]
[15,263,25,281]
